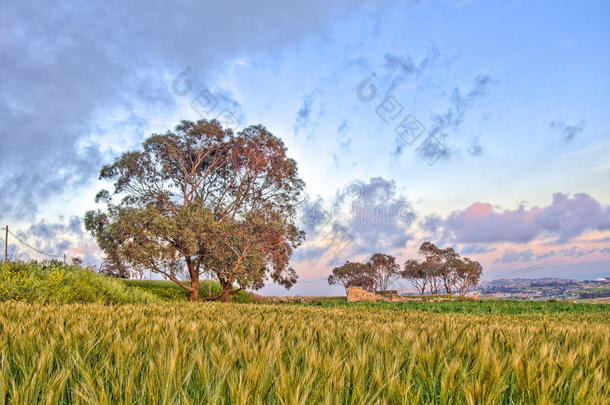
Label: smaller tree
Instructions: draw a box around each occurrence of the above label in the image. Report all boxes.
[418,242,444,294]
[438,248,460,294]
[454,257,482,296]
[368,253,400,291]
[328,261,376,292]
[401,259,430,295]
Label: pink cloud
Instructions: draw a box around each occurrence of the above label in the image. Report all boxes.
[439,193,610,244]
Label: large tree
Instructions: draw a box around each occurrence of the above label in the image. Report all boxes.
[368,253,400,291]
[328,261,376,292]
[85,119,305,302]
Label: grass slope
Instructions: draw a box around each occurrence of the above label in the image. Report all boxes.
[122,279,257,303]
[0,261,158,304]
[0,261,256,304]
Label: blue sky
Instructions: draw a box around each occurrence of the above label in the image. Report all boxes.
[1,0,609,295]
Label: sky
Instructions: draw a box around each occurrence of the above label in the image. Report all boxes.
[1,0,609,295]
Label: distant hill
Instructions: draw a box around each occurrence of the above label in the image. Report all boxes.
[474,278,609,300]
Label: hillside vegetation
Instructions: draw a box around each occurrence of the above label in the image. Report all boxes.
[0,262,257,304]
[1,303,608,404]
[0,261,158,304]
[122,279,257,303]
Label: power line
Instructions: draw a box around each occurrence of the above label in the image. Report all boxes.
[3,226,6,262]
[6,229,62,258]
[486,249,592,279]
[490,249,590,277]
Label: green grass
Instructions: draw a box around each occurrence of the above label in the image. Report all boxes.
[306,296,610,314]
[0,261,257,304]
[121,279,257,303]
[0,261,158,304]
[1,302,608,404]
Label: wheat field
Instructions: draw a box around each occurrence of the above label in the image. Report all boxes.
[0,302,608,404]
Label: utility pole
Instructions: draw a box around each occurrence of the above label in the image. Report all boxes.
[4,226,7,262]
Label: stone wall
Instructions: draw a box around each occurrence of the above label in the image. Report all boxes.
[347,287,381,302]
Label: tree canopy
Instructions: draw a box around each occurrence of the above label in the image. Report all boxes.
[328,253,400,293]
[328,261,376,292]
[368,253,400,291]
[85,119,305,301]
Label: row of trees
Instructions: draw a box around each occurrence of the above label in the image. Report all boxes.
[328,242,482,296]
[85,119,305,302]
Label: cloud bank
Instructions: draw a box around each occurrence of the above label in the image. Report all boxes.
[0,0,385,219]
[429,193,610,244]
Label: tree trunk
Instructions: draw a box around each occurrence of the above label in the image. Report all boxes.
[189,278,200,301]
[185,258,201,301]
[220,286,231,303]
[443,279,452,294]
[217,278,232,303]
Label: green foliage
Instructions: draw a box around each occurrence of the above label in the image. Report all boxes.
[310,296,610,314]
[0,303,608,403]
[328,261,376,291]
[0,261,158,304]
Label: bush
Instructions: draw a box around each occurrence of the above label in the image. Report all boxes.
[0,261,158,304]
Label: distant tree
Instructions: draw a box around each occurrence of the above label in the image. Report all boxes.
[454,257,482,296]
[368,253,400,291]
[328,261,376,292]
[438,248,460,294]
[401,259,430,295]
[98,259,132,278]
[418,242,445,294]
[401,242,483,295]
[85,119,305,302]
[419,243,461,294]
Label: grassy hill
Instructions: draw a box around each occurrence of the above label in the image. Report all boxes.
[0,261,256,304]
[0,261,159,304]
